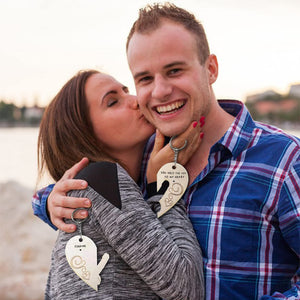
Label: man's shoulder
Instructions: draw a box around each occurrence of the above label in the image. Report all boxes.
[252,122,300,166]
[255,121,300,148]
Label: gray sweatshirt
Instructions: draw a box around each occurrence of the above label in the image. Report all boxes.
[45,162,204,299]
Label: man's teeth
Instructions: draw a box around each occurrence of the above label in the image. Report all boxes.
[156,101,184,114]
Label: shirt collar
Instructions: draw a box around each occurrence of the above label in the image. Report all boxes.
[216,100,256,159]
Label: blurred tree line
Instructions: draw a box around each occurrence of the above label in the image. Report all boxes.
[245,93,300,125]
[0,100,44,126]
[245,98,300,123]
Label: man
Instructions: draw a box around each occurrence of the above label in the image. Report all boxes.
[33,3,300,299]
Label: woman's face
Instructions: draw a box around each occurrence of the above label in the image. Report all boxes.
[85,73,155,157]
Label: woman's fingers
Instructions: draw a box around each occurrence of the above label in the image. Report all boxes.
[61,157,89,180]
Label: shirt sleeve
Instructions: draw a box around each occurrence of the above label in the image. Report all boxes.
[279,156,300,255]
[32,184,57,230]
[261,155,300,299]
[260,282,300,299]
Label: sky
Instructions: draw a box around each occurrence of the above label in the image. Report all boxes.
[0,0,299,107]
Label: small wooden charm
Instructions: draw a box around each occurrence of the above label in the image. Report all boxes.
[156,136,189,218]
[65,208,109,291]
[156,162,189,217]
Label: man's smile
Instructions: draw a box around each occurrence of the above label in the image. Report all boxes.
[155,100,185,115]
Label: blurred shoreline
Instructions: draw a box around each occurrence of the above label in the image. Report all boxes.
[0,181,57,300]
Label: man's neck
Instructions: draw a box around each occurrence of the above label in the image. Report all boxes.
[186,102,235,184]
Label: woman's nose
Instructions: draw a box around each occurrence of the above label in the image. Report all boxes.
[127,96,139,110]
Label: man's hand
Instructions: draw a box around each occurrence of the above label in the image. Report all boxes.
[47,157,91,233]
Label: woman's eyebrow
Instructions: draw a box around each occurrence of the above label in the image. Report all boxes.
[102,90,117,102]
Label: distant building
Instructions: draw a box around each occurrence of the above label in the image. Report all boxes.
[253,98,298,115]
[245,85,300,123]
[245,90,281,103]
[24,105,44,120]
[289,84,300,98]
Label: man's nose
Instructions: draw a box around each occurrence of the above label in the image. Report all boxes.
[152,75,172,100]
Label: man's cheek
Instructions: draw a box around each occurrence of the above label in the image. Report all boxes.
[136,94,147,110]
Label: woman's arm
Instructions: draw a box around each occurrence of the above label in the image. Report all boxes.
[32,184,56,229]
[32,158,91,232]
[74,162,204,300]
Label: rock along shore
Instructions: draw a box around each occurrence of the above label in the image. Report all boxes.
[0,181,57,300]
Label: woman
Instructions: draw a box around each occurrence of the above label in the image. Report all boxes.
[38,69,204,299]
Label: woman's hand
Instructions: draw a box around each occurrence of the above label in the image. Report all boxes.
[47,157,91,232]
[147,118,204,183]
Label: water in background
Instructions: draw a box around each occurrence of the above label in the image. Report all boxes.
[0,126,299,190]
[0,127,52,190]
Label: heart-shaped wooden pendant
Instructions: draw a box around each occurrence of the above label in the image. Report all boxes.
[156,162,189,218]
[65,235,109,291]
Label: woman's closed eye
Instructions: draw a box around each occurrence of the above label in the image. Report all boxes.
[107,99,118,107]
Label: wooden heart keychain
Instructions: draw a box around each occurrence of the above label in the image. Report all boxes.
[156,136,189,218]
[65,208,109,291]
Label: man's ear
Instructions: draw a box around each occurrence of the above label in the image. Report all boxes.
[207,54,218,84]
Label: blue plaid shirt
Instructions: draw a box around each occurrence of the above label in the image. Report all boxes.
[32,100,300,299]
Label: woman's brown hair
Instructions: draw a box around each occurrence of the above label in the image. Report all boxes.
[37,69,115,183]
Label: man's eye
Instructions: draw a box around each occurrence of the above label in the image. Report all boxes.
[169,68,181,75]
[107,99,118,107]
[138,76,152,84]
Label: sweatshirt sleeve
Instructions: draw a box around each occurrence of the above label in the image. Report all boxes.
[72,162,204,300]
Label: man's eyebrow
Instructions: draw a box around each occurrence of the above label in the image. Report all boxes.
[133,71,149,80]
[133,61,186,80]
[164,61,186,69]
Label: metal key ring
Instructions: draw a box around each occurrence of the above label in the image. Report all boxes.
[169,136,188,152]
[71,207,89,225]
[169,136,188,167]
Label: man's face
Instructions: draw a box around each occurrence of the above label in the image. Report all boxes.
[127,20,218,137]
